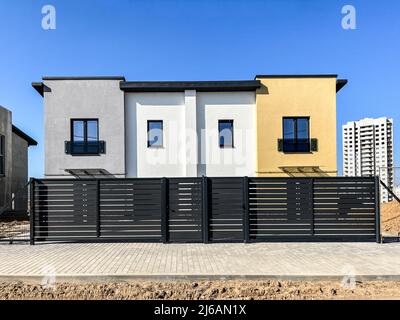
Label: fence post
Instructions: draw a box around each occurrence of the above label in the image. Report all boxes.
[375,176,381,243]
[96,179,100,238]
[243,176,250,243]
[311,178,314,236]
[161,177,168,243]
[202,176,209,243]
[29,178,35,245]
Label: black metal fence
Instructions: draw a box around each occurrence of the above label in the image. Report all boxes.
[30,176,380,244]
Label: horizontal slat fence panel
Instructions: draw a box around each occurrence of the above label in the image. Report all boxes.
[208,177,244,242]
[313,178,376,239]
[34,180,98,240]
[248,178,313,240]
[31,176,379,244]
[168,178,203,242]
[99,179,162,240]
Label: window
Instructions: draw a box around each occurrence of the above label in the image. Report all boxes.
[70,119,99,154]
[218,120,234,148]
[282,117,310,152]
[0,135,4,176]
[147,120,163,148]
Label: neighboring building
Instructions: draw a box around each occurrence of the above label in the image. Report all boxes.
[342,117,394,202]
[32,74,347,178]
[0,106,37,215]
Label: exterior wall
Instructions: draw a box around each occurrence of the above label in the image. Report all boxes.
[343,117,394,202]
[125,92,187,177]
[0,106,12,209]
[197,92,256,176]
[125,91,256,177]
[11,133,28,212]
[42,77,338,179]
[255,77,337,177]
[184,90,198,176]
[43,79,125,177]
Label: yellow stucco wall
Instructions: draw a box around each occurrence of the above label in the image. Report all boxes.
[255,76,337,177]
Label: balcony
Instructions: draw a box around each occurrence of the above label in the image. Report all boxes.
[65,141,106,155]
[278,138,317,153]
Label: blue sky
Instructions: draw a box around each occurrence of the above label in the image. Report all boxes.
[0,0,399,178]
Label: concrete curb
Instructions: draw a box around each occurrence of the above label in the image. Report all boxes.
[0,274,400,283]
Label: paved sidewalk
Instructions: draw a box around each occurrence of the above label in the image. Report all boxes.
[0,242,399,281]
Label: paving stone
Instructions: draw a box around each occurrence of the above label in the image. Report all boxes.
[0,242,399,279]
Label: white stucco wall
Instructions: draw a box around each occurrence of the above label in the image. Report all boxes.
[197,92,256,176]
[125,90,256,177]
[125,92,187,177]
[184,90,198,176]
[43,79,125,177]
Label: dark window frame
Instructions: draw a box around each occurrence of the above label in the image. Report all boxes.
[218,119,234,148]
[282,117,310,153]
[70,119,100,155]
[147,120,164,148]
[0,135,4,176]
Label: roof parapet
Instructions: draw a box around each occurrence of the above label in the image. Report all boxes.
[41,76,125,81]
[120,80,261,92]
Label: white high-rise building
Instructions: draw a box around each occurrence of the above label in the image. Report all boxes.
[342,117,394,202]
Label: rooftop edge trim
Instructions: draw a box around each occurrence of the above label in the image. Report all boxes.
[12,125,38,146]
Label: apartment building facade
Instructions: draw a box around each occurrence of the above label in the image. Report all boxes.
[342,117,394,202]
[32,75,347,178]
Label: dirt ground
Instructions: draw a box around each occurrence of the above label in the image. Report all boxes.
[0,220,29,239]
[0,280,400,300]
[381,201,400,235]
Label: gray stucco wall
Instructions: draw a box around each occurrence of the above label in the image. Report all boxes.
[43,79,126,177]
[0,106,12,209]
[11,133,28,213]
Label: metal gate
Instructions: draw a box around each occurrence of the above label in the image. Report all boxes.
[167,178,203,242]
[208,177,245,242]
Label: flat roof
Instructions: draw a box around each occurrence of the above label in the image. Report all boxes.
[12,125,38,146]
[42,76,126,81]
[32,74,348,95]
[255,74,348,93]
[255,74,339,78]
[120,80,262,92]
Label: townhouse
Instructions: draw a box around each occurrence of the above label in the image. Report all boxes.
[256,75,347,177]
[32,75,347,178]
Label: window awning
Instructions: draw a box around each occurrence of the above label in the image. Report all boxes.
[65,169,114,178]
[279,166,329,177]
